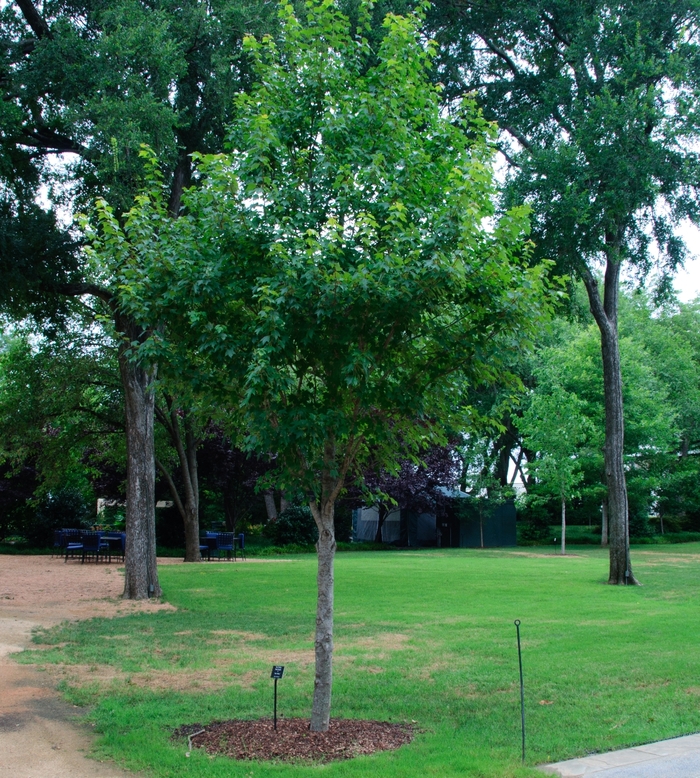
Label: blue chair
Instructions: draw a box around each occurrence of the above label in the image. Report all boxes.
[63,529,83,562]
[214,533,235,561]
[235,533,246,561]
[197,536,216,561]
[79,531,109,563]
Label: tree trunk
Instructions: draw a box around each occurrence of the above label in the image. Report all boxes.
[307,435,351,733]
[118,328,160,599]
[154,400,200,562]
[601,501,608,547]
[582,260,639,585]
[309,494,336,732]
[264,491,278,522]
[479,508,484,549]
[561,496,566,556]
[374,505,388,543]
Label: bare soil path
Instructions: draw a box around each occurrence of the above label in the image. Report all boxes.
[0,555,175,778]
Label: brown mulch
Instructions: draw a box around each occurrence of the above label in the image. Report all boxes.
[173,718,415,763]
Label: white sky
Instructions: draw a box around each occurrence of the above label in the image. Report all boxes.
[671,221,700,302]
[666,221,700,303]
[672,256,700,302]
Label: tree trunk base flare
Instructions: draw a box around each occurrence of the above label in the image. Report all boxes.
[119,328,161,600]
[309,500,336,732]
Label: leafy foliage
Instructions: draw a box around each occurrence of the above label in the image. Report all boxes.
[101,1,555,503]
[266,505,319,547]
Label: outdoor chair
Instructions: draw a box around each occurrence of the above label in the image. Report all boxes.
[197,536,216,561]
[79,531,109,563]
[62,529,83,562]
[213,532,235,561]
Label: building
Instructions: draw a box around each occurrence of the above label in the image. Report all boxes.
[352,496,516,548]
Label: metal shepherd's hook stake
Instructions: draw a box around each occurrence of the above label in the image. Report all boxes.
[514,619,525,764]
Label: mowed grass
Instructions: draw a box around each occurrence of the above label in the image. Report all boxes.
[20,544,700,777]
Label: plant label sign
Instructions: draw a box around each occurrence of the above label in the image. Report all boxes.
[271,665,285,679]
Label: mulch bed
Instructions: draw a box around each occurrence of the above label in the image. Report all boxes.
[173,718,415,763]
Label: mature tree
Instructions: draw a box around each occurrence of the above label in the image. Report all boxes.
[102,1,555,729]
[429,0,700,583]
[1,0,276,597]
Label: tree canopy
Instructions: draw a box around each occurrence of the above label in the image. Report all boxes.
[88,0,556,729]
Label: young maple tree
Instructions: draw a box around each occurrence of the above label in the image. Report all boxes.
[98,0,555,731]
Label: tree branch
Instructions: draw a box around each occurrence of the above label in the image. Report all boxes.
[14,0,52,39]
[480,36,521,78]
[155,457,186,521]
[20,127,86,155]
[58,282,114,306]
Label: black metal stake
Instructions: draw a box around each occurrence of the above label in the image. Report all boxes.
[270,665,284,730]
[514,619,525,764]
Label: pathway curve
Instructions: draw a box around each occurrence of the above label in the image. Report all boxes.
[0,554,174,778]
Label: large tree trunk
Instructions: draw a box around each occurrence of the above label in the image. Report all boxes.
[118,326,161,599]
[582,258,639,585]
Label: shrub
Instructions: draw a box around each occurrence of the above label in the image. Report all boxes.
[265,505,319,547]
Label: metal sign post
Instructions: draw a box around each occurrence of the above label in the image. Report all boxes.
[514,620,525,763]
[271,665,285,730]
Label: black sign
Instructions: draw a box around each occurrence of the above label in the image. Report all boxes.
[271,665,285,679]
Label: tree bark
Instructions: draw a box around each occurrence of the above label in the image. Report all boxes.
[118,322,161,599]
[309,494,336,732]
[15,0,52,40]
[582,259,639,585]
[307,436,350,733]
[561,496,566,556]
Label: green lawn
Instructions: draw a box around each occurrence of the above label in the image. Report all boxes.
[21,545,700,777]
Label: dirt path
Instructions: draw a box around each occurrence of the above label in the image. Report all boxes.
[0,555,176,778]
